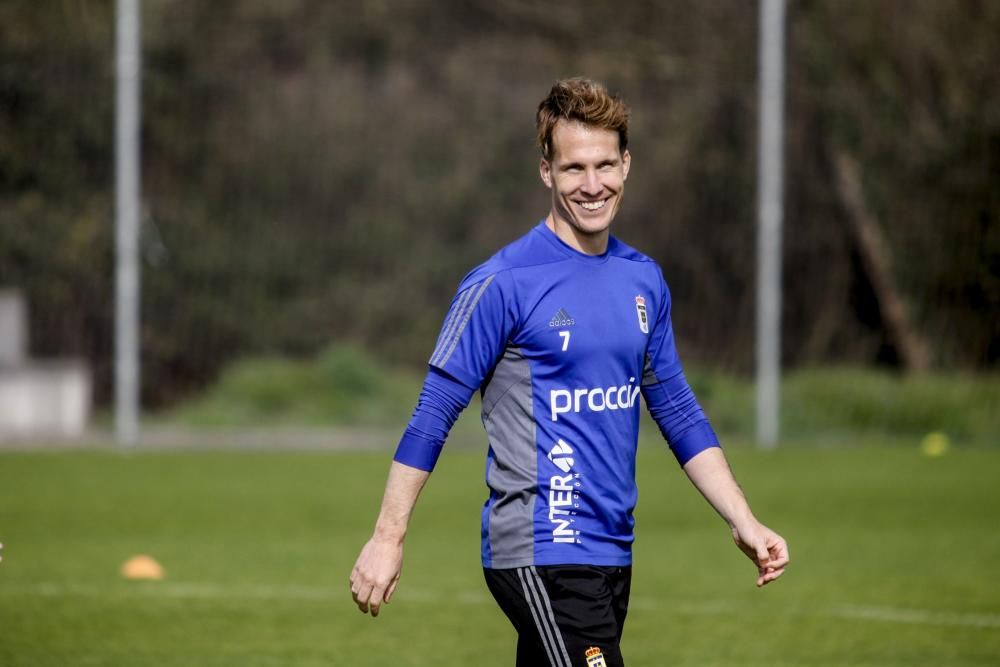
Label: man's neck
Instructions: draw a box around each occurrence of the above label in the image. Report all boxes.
[545,214,609,256]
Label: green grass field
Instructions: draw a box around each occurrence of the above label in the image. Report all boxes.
[1,441,999,666]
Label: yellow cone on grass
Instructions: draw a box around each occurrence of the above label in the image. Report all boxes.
[121,554,165,580]
[920,431,950,457]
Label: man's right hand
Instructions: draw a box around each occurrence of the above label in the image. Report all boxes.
[349,460,430,617]
[349,536,403,617]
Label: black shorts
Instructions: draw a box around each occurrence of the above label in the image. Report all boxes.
[483,565,632,667]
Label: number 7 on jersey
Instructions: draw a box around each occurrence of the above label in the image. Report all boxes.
[558,330,571,352]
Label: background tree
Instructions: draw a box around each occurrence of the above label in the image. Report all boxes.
[1,0,996,406]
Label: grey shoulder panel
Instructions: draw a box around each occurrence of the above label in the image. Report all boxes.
[642,352,660,386]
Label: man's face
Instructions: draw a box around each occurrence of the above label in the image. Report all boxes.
[540,120,631,242]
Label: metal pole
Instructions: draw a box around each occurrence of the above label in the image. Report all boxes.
[755,0,786,449]
[115,0,141,446]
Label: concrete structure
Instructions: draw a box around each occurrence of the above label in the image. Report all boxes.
[0,289,92,441]
[0,289,27,367]
[0,362,92,439]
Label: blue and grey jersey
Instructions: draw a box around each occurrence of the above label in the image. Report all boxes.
[394,221,719,568]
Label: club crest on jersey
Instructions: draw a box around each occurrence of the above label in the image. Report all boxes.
[635,295,649,334]
[585,647,608,667]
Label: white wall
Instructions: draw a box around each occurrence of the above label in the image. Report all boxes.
[0,289,27,367]
[0,363,92,439]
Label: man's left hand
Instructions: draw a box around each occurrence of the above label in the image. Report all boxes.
[731,521,789,587]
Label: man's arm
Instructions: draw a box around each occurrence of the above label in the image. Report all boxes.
[682,447,789,587]
[349,367,476,616]
[348,273,510,616]
[350,461,430,617]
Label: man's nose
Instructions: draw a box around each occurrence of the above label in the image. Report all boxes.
[582,169,602,195]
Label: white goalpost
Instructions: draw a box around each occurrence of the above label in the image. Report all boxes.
[115,0,142,446]
[755,0,787,449]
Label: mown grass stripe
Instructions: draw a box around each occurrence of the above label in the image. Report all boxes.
[10,582,1000,629]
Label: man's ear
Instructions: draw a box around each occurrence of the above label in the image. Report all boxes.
[622,149,631,181]
[539,158,553,188]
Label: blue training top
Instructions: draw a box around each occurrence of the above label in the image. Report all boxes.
[394,221,719,568]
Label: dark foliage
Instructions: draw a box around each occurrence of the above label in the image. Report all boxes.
[1,1,997,406]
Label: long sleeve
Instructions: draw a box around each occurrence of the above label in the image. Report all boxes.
[392,367,476,471]
[641,369,720,465]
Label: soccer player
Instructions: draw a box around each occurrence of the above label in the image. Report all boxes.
[350,77,789,667]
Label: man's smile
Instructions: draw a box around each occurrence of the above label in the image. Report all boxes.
[578,198,609,211]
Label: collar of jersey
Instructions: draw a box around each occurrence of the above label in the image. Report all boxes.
[534,220,615,265]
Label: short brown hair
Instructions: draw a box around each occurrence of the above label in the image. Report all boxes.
[536,77,630,160]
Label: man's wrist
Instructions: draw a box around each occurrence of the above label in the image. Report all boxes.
[373,522,407,546]
[726,507,757,532]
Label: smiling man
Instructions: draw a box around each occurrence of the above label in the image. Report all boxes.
[350,78,789,667]
[540,118,630,252]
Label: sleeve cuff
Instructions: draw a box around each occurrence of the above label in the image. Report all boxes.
[670,423,721,466]
[393,430,445,472]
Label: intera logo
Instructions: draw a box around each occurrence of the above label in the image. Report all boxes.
[546,439,580,544]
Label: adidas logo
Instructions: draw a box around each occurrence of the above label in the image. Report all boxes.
[549,308,575,327]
